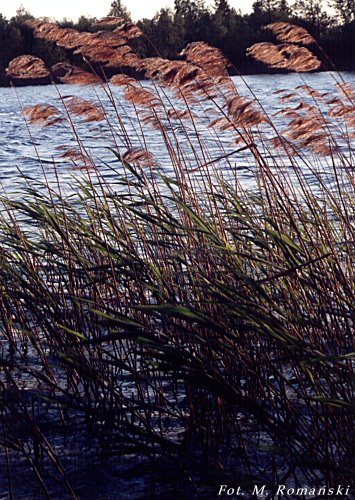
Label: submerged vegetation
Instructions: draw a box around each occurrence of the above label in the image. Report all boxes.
[0,15,354,499]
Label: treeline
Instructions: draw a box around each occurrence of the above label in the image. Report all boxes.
[0,0,354,85]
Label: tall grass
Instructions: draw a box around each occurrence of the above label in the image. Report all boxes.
[0,18,354,498]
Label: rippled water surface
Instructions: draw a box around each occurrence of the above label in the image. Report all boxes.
[0,72,354,197]
[0,72,354,499]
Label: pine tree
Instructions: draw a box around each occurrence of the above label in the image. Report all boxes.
[292,0,329,33]
[108,0,131,21]
[329,0,355,25]
[278,0,291,18]
[252,0,290,22]
[214,0,231,16]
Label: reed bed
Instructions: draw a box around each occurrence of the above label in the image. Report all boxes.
[0,18,354,498]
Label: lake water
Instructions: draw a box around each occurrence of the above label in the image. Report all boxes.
[0,72,354,499]
[0,72,354,199]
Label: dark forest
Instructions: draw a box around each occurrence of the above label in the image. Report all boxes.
[0,0,354,85]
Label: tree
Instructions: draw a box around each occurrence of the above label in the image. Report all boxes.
[174,0,200,24]
[173,0,210,44]
[292,0,330,34]
[76,15,96,31]
[153,8,178,58]
[12,5,34,23]
[278,0,291,18]
[252,0,291,22]
[108,0,131,21]
[329,0,355,25]
[211,0,232,45]
[214,0,231,16]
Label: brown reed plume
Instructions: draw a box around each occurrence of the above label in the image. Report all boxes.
[59,65,103,85]
[110,74,136,87]
[336,82,355,102]
[63,96,105,122]
[227,95,265,127]
[180,41,230,78]
[27,20,84,49]
[28,20,140,71]
[104,46,141,69]
[265,22,315,45]
[113,21,143,40]
[122,148,154,165]
[140,57,199,88]
[23,104,63,126]
[270,82,355,156]
[123,85,162,109]
[56,145,95,169]
[94,16,126,26]
[6,55,50,80]
[2,17,354,498]
[138,48,233,106]
[247,42,321,72]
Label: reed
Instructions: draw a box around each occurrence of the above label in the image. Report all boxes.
[0,18,354,498]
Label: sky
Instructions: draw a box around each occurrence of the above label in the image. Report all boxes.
[0,0,255,23]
